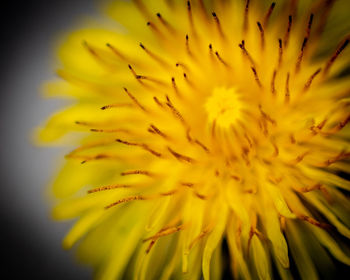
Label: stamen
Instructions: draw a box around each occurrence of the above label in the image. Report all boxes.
[272,141,279,157]
[106,43,127,61]
[289,151,308,165]
[310,120,323,134]
[185,34,191,55]
[123,87,148,112]
[188,226,211,251]
[263,2,276,28]
[231,175,241,181]
[148,124,168,139]
[183,72,193,87]
[243,0,250,33]
[153,96,165,108]
[258,119,269,137]
[337,115,350,130]
[114,139,138,147]
[180,182,195,188]
[295,38,307,73]
[160,189,178,196]
[316,119,327,130]
[278,38,283,67]
[166,96,187,126]
[323,39,349,76]
[257,22,265,49]
[128,64,143,84]
[244,133,253,148]
[171,77,180,97]
[175,62,190,72]
[78,154,120,164]
[259,105,277,125]
[105,195,146,209]
[283,15,292,47]
[139,42,170,67]
[251,67,262,88]
[143,225,183,242]
[194,191,208,200]
[121,170,154,176]
[101,103,132,110]
[290,134,296,144]
[194,139,210,153]
[75,121,93,126]
[90,128,130,134]
[238,40,256,67]
[297,183,322,193]
[146,240,156,253]
[146,21,163,38]
[156,12,176,33]
[168,147,196,163]
[208,44,214,60]
[187,1,196,35]
[88,184,131,194]
[295,14,314,73]
[267,175,282,185]
[116,139,162,157]
[322,151,350,166]
[247,228,260,255]
[211,120,217,138]
[297,214,332,230]
[302,68,322,92]
[212,12,225,39]
[215,51,230,67]
[319,186,333,204]
[324,114,350,135]
[136,74,168,87]
[306,13,314,38]
[285,72,290,103]
[83,41,117,70]
[83,41,99,59]
[271,69,277,95]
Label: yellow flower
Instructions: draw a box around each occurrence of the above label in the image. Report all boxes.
[39,0,350,279]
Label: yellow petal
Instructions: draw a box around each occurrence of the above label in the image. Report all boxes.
[266,183,296,218]
[286,221,318,280]
[305,192,350,238]
[98,203,151,280]
[202,204,228,280]
[226,218,252,280]
[301,166,350,191]
[265,209,289,268]
[63,208,106,249]
[308,225,350,265]
[250,234,271,280]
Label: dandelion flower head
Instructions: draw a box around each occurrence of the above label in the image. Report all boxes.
[39,0,350,279]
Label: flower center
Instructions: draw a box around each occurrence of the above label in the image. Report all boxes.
[205,87,244,128]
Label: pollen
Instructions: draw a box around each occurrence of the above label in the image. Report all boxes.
[39,0,350,279]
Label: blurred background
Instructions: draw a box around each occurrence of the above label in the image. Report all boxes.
[0,0,96,278]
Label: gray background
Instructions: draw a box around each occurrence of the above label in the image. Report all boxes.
[0,0,96,278]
